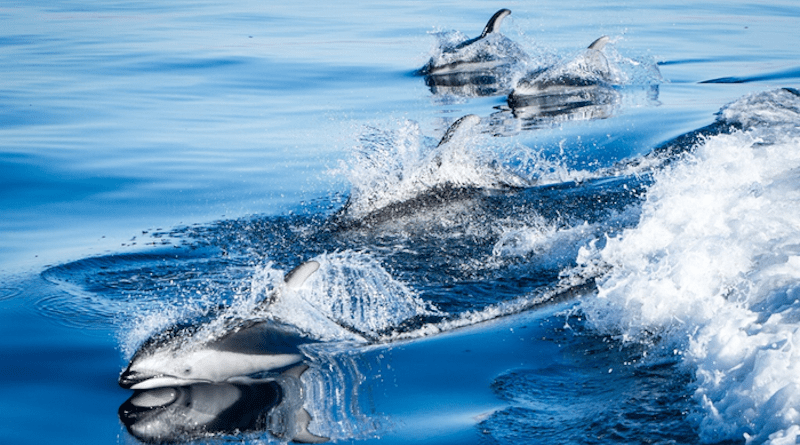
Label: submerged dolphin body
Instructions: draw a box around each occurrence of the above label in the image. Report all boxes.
[119,364,328,443]
[507,36,620,123]
[418,9,528,96]
[333,114,500,227]
[119,261,321,390]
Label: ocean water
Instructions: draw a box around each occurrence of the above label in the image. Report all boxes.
[2,1,800,444]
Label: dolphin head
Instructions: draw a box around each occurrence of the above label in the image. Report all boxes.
[119,319,313,389]
[119,327,307,390]
[119,261,320,390]
[119,345,216,390]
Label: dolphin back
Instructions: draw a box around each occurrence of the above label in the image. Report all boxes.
[210,320,314,355]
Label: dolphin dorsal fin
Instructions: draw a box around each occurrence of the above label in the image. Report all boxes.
[437,114,481,147]
[293,408,329,444]
[587,35,609,51]
[284,261,320,290]
[480,9,511,38]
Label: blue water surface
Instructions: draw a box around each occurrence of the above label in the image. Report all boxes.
[2,1,800,444]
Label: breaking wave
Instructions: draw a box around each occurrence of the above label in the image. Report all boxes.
[578,88,800,443]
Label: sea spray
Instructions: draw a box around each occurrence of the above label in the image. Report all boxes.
[256,250,440,341]
[335,117,602,222]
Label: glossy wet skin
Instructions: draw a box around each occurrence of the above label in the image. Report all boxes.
[119,321,308,389]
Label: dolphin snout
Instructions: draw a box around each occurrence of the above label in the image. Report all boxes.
[119,370,150,389]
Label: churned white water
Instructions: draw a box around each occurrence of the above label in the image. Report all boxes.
[579,89,800,443]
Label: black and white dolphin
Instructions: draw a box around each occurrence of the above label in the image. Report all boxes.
[418,9,528,96]
[419,8,512,75]
[118,261,321,390]
[507,36,620,123]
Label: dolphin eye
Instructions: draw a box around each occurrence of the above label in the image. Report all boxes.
[182,367,192,375]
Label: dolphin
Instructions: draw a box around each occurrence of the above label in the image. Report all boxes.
[418,9,512,76]
[119,364,328,443]
[333,114,499,227]
[119,261,321,390]
[418,9,527,96]
[508,36,613,102]
[507,36,620,122]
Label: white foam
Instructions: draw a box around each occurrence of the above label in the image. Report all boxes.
[492,208,638,266]
[578,98,800,443]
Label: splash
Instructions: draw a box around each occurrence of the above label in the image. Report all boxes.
[579,89,800,443]
[118,249,440,358]
[424,30,530,73]
[420,28,532,97]
[512,36,662,93]
[257,250,440,341]
[718,87,800,129]
[335,119,539,220]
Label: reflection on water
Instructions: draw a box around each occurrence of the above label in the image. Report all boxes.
[424,70,513,98]
[118,342,390,444]
[119,364,329,443]
[495,86,621,133]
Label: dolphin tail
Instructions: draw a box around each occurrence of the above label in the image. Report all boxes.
[437,114,481,147]
[480,9,511,38]
[587,35,609,51]
[280,365,329,444]
[293,408,329,443]
[284,261,321,290]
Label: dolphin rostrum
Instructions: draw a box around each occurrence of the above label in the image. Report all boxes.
[119,261,321,390]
